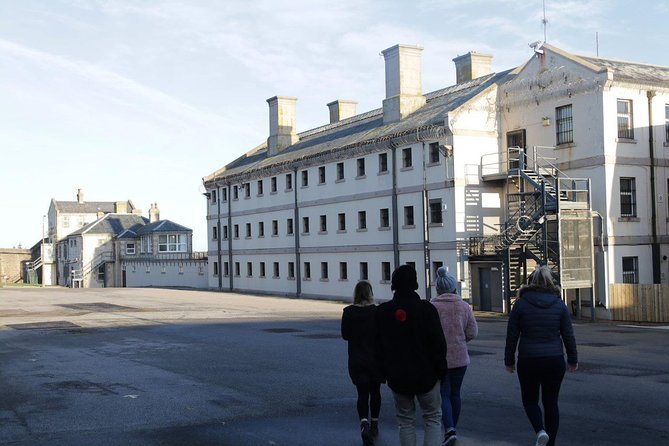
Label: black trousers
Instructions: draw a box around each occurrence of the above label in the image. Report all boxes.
[517,356,566,446]
[355,381,381,420]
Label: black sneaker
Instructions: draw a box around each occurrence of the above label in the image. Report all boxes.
[360,420,373,445]
[442,428,457,446]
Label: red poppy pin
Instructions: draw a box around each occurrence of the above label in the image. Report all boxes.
[394,309,407,322]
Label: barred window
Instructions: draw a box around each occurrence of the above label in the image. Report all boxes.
[378,153,388,173]
[429,142,440,163]
[429,199,443,224]
[380,208,390,228]
[404,206,414,226]
[402,147,412,168]
[617,99,634,139]
[358,211,367,230]
[337,162,345,181]
[381,262,391,281]
[622,256,638,284]
[556,104,573,145]
[360,262,368,280]
[357,158,366,177]
[620,177,637,217]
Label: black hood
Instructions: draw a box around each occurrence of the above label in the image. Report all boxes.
[519,286,561,309]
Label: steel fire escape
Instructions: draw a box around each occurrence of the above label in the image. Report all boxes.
[471,147,591,310]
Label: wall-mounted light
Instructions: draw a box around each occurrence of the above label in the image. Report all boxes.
[542,117,551,127]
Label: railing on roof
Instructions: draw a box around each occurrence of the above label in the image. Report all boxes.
[121,251,208,261]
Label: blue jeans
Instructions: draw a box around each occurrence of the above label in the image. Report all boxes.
[440,366,467,430]
[392,380,442,446]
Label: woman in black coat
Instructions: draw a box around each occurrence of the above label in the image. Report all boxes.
[505,266,578,446]
[342,281,384,445]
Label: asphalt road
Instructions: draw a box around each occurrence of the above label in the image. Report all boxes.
[1,287,668,445]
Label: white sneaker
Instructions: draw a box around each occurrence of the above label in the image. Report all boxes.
[535,430,549,446]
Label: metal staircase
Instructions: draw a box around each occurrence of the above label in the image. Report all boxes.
[70,252,115,288]
[472,147,591,307]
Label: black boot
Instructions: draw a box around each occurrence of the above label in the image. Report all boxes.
[360,419,373,445]
[370,419,379,438]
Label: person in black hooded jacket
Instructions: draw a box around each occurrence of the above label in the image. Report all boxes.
[505,265,578,446]
[375,265,447,446]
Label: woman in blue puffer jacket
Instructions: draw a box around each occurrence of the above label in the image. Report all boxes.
[504,265,578,446]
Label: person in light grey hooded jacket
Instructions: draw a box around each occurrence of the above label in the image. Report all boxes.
[431,267,478,446]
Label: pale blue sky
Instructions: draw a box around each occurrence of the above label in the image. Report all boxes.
[1,0,667,251]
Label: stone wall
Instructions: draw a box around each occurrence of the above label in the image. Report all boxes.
[0,249,31,284]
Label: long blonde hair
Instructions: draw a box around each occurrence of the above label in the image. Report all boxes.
[353,280,374,306]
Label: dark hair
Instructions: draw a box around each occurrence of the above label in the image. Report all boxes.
[353,281,374,305]
[391,264,419,291]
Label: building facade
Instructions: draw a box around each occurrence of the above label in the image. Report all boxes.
[203,42,669,312]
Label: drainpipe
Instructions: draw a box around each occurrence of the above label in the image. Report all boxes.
[216,185,223,291]
[647,91,660,283]
[293,168,301,297]
[421,141,431,300]
[391,145,400,269]
[226,183,234,291]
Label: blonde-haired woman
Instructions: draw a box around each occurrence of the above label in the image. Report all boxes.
[505,266,578,446]
[342,281,384,445]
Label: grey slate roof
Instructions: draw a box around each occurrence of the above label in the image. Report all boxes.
[204,70,514,184]
[69,214,148,237]
[52,199,136,214]
[580,55,669,88]
[136,220,192,235]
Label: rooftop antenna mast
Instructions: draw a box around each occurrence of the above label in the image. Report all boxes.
[542,0,548,42]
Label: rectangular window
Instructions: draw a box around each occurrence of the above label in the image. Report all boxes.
[286,173,293,191]
[304,262,311,279]
[260,262,266,277]
[340,262,348,280]
[272,220,279,236]
[257,179,264,196]
[222,188,228,202]
[617,99,634,139]
[223,225,228,240]
[622,256,639,284]
[321,262,329,280]
[302,170,309,187]
[404,206,414,226]
[246,223,251,238]
[357,158,366,177]
[212,226,218,240]
[360,262,368,280]
[233,185,239,200]
[234,224,239,239]
[302,216,310,234]
[271,177,277,193]
[223,262,229,276]
[234,262,240,277]
[432,261,444,279]
[382,262,391,281]
[244,182,250,198]
[620,177,637,217]
[556,104,573,145]
[210,189,217,203]
[320,215,327,232]
[380,208,390,228]
[213,261,219,276]
[358,211,367,230]
[247,262,253,277]
[158,234,186,252]
[287,218,294,235]
[258,221,265,237]
[288,262,295,279]
[337,162,345,181]
[63,216,70,228]
[318,166,326,184]
[273,262,279,278]
[379,153,388,173]
[429,142,440,163]
[338,213,346,231]
[429,199,443,224]
[402,147,412,168]
[126,243,135,255]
